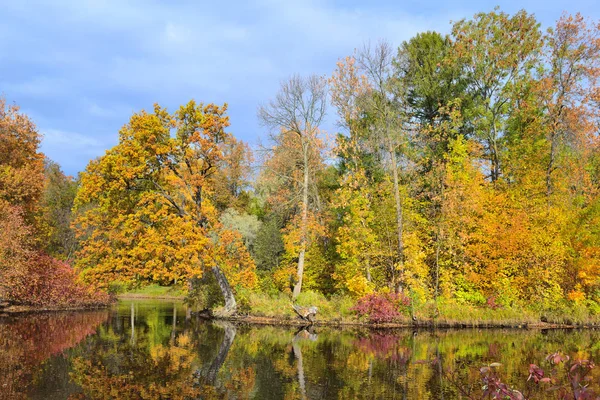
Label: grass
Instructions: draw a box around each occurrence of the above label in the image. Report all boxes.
[118,284,186,299]
[238,290,356,322]
[236,291,600,327]
[427,301,538,326]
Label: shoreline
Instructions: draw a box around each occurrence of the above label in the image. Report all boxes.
[211,314,600,330]
[0,304,110,316]
[3,300,599,330]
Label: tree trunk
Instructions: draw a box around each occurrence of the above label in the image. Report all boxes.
[434,170,445,300]
[490,121,500,183]
[434,226,441,299]
[389,145,404,292]
[212,266,237,316]
[293,143,310,300]
[546,132,557,197]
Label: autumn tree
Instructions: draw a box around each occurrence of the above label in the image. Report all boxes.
[540,13,600,197]
[41,159,78,259]
[74,101,256,315]
[0,98,45,218]
[0,98,46,299]
[212,136,254,211]
[393,32,470,299]
[329,57,381,295]
[258,75,327,299]
[0,98,107,307]
[451,9,543,183]
[356,41,411,291]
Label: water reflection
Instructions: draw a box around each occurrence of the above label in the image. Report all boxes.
[2,301,600,399]
[0,310,109,399]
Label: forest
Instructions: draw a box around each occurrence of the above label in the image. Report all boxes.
[1,8,600,324]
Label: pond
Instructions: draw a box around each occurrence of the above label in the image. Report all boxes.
[1,299,600,399]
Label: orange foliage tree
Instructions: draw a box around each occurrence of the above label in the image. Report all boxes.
[74,100,256,315]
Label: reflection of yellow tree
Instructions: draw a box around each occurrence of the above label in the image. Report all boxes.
[69,317,260,400]
[13,317,598,400]
[0,311,108,399]
[70,333,203,400]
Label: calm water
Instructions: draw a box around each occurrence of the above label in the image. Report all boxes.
[2,300,600,399]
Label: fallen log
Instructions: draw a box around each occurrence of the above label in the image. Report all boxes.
[292,304,318,323]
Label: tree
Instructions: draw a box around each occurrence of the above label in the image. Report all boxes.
[220,208,262,253]
[0,97,47,298]
[258,75,327,299]
[394,32,469,300]
[357,42,406,290]
[75,101,256,315]
[253,213,284,272]
[451,9,543,183]
[212,136,254,211]
[41,159,78,259]
[540,13,600,197]
[0,98,45,218]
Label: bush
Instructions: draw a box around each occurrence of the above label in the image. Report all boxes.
[587,299,600,316]
[235,288,252,315]
[454,276,486,306]
[351,292,410,323]
[107,281,128,295]
[186,273,223,311]
[8,253,110,308]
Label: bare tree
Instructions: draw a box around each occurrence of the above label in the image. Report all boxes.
[258,75,327,299]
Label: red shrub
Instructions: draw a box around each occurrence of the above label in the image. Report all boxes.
[351,292,410,323]
[486,295,501,310]
[7,253,110,308]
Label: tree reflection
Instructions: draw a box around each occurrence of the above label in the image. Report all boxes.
[204,321,237,385]
[0,310,108,399]
[292,327,317,400]
[5,304,600,399]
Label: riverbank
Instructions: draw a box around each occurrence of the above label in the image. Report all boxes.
[219,290,600,330]
[5,287,600,330]
[217,314,600,329]
[0,303,109,316]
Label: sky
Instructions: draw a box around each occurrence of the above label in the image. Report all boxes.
[1,0,599,175]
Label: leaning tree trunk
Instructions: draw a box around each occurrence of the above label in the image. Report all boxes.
[293,143,310,300]
[212,266,237,316]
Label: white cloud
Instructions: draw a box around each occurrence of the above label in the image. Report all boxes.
[42,128,107,149]
[3,76,69,98]
[40,128,116,171]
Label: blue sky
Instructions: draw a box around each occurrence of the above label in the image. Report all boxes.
[1,0,598,175]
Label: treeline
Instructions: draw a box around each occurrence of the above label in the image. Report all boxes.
[2,8,600,317]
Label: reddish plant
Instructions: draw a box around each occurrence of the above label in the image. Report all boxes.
[351,292,410,323]
[528,352,598,399]
[7,253,109,308]
[486,295,501,310]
